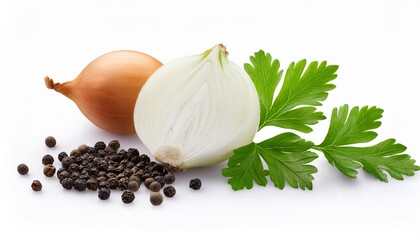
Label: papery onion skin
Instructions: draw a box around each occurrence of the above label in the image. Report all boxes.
[45,50,162,134]
[134,44,260,171]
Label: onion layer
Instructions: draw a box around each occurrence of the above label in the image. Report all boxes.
[134,44,260,171]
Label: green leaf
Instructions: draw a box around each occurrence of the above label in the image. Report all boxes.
[318,104,383,147]
[244,51,282,129]
[222,133,318,190]
[221,142,268,190]
[245,52,338,132]
[267,60,338,132]
[316,105,420,181]
[258,133,318,190]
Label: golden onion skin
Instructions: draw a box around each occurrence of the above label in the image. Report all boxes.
[45,50,162,134]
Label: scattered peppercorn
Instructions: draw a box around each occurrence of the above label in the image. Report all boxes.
[163,186,176,198]
[17,163,29,175]
[108,140,120,151]
[73,178,87,191]
[43,164,56,177]
[86,178,98,191]
[189,178,202,190]
[144,177,155,189]
[78,144,88,155]
[128,181,140,192]
[58,152,68,162]
[61,178,73,190]
[98,188,111,200]
[61,156,73,169]
[58,170,70,182]
[23,139,181,205]
[150,192,163,206]
[149,181,161,192]
[70,149,81,157]
[45,136,56,148]
[42,154,54,165]
[163,173,175,184]
[31,180,42,191]
[121,190,135,203]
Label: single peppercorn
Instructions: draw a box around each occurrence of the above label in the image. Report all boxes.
[61,178,73,190]
[17,163,29,175]
[86,178,98,191]
[42,154,54,165]
[31,180,42,191]
[144,177,155,189]
[58,152,68,162]
[61,156,73,169]
[150,192,163,206]
[149,181,161,192]
[108,140,120,151]
[73,178,87,191]
[163,186,176,198]
[121,190,135,204]
[78,144,88,155]
[43,164,56,177]
[189,178,202,190]
[69,163,80,173]
[139,154,150,162]
[98,188,111,200]
[128,175,141,184]
[57,170,70,182]
[163,173,175,184]
[70,149,81,157]
[99,181,110,189]
[94,141,106,151]
[45,136,56,148]
[127,181,140,192]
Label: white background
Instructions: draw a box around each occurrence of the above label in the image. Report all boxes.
[1,0,420,239]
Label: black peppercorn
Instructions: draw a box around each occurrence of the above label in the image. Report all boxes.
[73,178,87,191]
[128,175,141,184]
[150,192,163,206]
[108,140,120,151]
[94,141,106,151]
[98,188,111,200]
[189,178,201,190]
[121,190,135,204]
[163,173,175,184]
[69,163,80,173]
[31,180,42,191]
[78,144,88,155]
[149,181,161,192]
[61,178,73,190]
[17,163,29,175]
[57,170,70,182]
[45,136,56,148]
[108,178,118,189]
[99,181,110,189]
[144,177,155,189]
[139,154,150,162]
[58,152,68,162]
[43,164,56,177]
[86,178,98,191]
[128,181,140,192]
[70,149,81,157]
[61,156,73,169]
[70,172,80,180]
[163,186,176,198]
[42,154,54,165]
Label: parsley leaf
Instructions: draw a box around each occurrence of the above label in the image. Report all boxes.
[245,51,338,132]
[222,133,317,190]
[222,142,268,190]
[244,51,282,129]
[316,105,420,181]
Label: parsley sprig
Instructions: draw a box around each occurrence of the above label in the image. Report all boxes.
[222,51,419,190]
